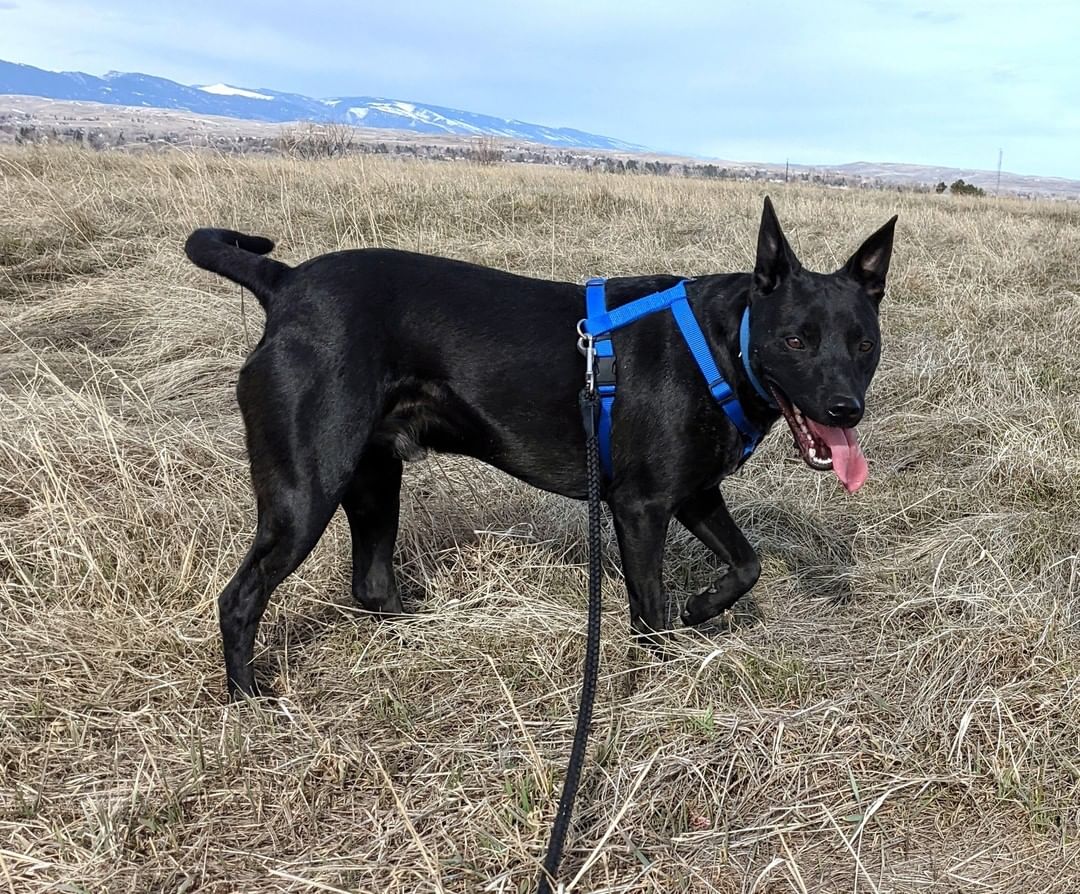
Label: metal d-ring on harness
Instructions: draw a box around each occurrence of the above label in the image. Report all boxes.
[537,277,774,893]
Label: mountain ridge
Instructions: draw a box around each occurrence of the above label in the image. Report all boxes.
[0,58,645,152]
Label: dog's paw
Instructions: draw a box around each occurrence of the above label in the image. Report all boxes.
[227,677,279,706]
[681,587,762,632]
[680,584,723,627]
[630,628,675,662]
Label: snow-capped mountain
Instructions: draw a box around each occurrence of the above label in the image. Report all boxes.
[327,97,642,150]
[0,59,645,152]
[198,84,275,101]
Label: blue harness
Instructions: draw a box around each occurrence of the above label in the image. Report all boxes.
[582,277,775,479]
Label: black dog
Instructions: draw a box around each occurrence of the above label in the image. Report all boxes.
[185,197,896,699]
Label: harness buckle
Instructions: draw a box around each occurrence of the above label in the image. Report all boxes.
[595,355,616,387]
[709,378,735,403]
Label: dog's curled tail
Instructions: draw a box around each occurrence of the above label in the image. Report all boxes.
[184,228,290,311]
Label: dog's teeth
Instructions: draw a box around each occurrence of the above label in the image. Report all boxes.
[808,447,816,458]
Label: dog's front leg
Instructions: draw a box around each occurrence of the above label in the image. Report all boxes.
[610,496,674,652]
[676,488,761,626]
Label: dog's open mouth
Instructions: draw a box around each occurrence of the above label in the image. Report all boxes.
[769,386,869,493]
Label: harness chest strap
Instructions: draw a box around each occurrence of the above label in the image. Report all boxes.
[584,278,617,478]
[582,278,775,478]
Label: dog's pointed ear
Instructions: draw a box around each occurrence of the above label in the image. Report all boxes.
[843,215,898,304]
[754,196,801,295]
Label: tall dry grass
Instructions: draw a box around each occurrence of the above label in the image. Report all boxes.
[1,146,1079,893]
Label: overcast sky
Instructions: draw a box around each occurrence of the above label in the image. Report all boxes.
[2,0,1077,178]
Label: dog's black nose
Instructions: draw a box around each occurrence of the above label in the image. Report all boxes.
[827,397,864,427]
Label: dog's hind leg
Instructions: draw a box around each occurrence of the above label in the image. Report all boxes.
[610,497,674,653]
[218,349,374,700]
[218,491,342,699]
[341,448,404,616]
[676,487,761,626]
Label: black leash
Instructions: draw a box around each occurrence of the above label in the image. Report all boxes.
[537,388,604,894]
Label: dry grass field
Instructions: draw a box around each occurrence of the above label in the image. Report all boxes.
[1,147,1079,893]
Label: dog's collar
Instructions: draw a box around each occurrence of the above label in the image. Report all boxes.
[739,306,777,408]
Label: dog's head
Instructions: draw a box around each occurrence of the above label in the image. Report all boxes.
[747,197,897,493]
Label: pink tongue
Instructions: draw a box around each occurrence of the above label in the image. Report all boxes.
[805,419,869,493]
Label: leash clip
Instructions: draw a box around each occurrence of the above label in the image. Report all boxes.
[576,319,596,394]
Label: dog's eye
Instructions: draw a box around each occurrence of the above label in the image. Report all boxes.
[785,336,804,350]
[858,340,875,353]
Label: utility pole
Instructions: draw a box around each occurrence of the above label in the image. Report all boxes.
[995,148,1003,196]
[785,158,789,183]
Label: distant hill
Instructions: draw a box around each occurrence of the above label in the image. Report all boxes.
[784,160,1078,199]
[0,58,645,152]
